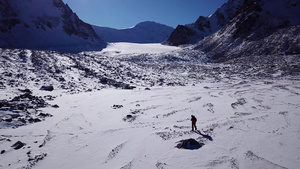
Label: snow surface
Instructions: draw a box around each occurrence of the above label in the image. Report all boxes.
[0,42,300,169]
[99,42,181,55]
[1,80,300,169]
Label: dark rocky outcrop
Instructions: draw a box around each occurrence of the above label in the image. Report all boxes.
[0,92,53,128]
[176,138,204,149]
[40,85,54,91]
[11,141,26,150]
[166,25,198,46]
[165,0,244,46]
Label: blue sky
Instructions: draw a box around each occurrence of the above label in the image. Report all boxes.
[62,0,228,29]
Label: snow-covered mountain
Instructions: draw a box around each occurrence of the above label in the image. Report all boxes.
[195,0,300,60]
[0,0,106,53]
[166,0,244,46]
[166,0,300,61]
[93,21,174,43]
[1,0,300,168]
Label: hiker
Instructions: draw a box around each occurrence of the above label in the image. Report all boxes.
[191,115,197,131]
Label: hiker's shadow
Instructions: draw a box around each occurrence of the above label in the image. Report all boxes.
[194,130,213,141]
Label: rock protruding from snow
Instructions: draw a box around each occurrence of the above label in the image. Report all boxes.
[0,0,106,53]
[93,21,174,43]
[176,138,203,149]
[11,141,26,150]
[40,85,54,91]
[0,92,53,129]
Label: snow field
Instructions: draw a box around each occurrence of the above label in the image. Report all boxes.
[98,42,181,56]
[1,79,299,169]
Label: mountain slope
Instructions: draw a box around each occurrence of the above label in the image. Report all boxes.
[0,45,299,168]
[0,0,106,53]
[165,0,300,61]
[165,0,244,46]
[93,21,174,43]
[195,0,300,60]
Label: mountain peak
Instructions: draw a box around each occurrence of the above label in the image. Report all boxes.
[166,0,300,60]
[133,21,173,29]
[93,21,174,43]
[0,0,106,53]
[166,0,244,46]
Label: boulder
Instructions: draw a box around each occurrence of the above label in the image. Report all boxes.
[112,104,123,109]
[11,141,26,150]
[18,89,32,94]
[176,138,203,149]
[40,85,54,91]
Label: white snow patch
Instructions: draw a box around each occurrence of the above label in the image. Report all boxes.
[99,43,181,56]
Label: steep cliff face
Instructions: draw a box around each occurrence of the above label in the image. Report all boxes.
[162,25,197,46]
[0,0,106,53]
[195,0,300,61]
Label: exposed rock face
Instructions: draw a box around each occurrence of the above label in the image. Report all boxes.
[0,0,106,53]
[60,2,99,40]
[165,0,244,46]
[165,25,197,46]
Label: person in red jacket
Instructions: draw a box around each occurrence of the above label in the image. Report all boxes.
[191,115,197,131]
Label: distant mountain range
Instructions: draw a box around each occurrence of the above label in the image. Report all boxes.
[93,21,174,43]
[166,0,300,61]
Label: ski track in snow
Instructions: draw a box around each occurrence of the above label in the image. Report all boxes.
[1,80,300,169]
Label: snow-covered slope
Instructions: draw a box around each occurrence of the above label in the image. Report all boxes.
[0,41,300,168]
[195,0,300,61]
[0,0,106,53]
[166,0,300,61]
[93,21,174,43]
[1,76,299,169]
